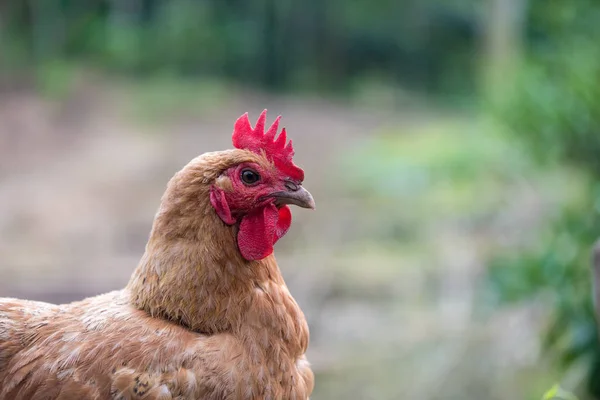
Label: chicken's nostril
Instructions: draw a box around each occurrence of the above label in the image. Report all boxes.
[284,181,300,192]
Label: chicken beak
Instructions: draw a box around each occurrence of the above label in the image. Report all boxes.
[270,186,316,210]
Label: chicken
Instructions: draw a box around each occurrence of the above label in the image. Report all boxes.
[0,110,316,400]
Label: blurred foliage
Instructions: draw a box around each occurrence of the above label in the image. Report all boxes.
[334,115,585,400]
[543,384,580,400]
[488,0,600,397]
[488,185,600,392]
[339,116,583,248]
[0,0,479,95]
[127,73,230,122]
[492,0,600,173]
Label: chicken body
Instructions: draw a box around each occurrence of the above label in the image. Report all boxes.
[0,291,226,399]
[0,283,311,399]
[0,113,315,400]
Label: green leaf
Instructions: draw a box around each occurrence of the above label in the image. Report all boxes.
[542,384,579,400]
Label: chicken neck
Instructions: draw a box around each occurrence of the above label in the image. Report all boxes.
[126,181,308,361]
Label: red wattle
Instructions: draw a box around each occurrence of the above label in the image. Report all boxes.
[237,204,292,261]
[275,205,292,240]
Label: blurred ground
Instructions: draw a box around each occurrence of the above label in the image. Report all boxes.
[0,76,580,399]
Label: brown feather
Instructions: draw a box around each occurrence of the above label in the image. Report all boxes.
[0,149,313,399]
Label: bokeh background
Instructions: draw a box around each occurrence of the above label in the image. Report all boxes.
[1,0,599,399]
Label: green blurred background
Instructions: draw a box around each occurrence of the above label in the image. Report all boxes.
[0,0,599,399]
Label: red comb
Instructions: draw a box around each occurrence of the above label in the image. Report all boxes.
[232,110,304,181]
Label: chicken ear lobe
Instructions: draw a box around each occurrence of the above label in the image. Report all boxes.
[238,204,291,260]
[210,186,236,225]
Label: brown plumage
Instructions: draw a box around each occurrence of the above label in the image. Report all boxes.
[0,111,315,399]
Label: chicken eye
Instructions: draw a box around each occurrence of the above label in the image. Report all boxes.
[241,169,261,185]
